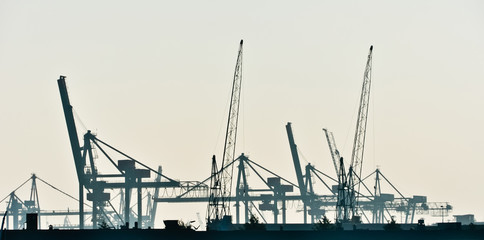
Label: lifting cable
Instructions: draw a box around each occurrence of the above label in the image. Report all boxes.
[94,137,178,182]
[36,176,92,208]
[0,177,32,204]
[72,108,88,133]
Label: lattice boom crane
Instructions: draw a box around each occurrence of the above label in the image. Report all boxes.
[208,40,244,225]
[349,45,373,219]
[323,128,341,176]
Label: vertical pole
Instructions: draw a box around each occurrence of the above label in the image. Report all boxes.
[441,206,444,223]
[244,199,249,223]
[241,158,249,223]
[303,205,307,224]
[404,202,410,224]
[411,204,416,224]
[92,195,97,229]
[150,166,162,228]
[235,158,244,224]
[119,189,125,225]
[373,170,380,224]
[235,199,240,224]
[137,178,142,229]
[273,198,278,224]
[79,185,84,229]
[12,199,18,230]
[125,186,130,227]
[282,193,286,224]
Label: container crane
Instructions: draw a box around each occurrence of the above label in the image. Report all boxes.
[349,45,373,220]
[207,40,244,230]
[58,76,180,229]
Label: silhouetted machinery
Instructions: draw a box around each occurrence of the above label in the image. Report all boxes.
[51,45,453,229]
[156,45,452,226]
[0,174,93,229]
[207,40,244,230]
[58,76,199,229]
[0,45,454,230]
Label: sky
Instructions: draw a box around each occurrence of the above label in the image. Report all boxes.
[0,0,483,228]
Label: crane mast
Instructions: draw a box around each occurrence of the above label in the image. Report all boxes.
[349,45,373,218]
[336,157,352,222]
[208,40,244,225]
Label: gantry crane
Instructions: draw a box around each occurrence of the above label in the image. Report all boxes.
[0,174,88,229]
[3,186,39,229]
[348,45,373,221]
[207,40,244,230]
[58,76,182,229]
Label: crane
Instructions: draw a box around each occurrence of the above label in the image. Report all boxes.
[58,76,181,229]
[323,128,351,222]
[322,128,341,177]
[207,40,244,229]
[349,45,373,220]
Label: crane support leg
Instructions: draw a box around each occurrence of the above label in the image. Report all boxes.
[125,186,130,226]
[137,179,142,228]
[79,185,84,229]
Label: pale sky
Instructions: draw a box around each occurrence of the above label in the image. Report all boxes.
[0,0,483,227]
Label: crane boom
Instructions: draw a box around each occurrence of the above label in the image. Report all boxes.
[58,76,86,229]
[58,76,85,184]
[349,45,373,217]
[323,128,341,176]
[208,40,244,224]
[286,123,309,224]
[220,39,244,217]
[286,123,306,197]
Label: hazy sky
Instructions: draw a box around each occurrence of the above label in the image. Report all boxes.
[0,0,483,227]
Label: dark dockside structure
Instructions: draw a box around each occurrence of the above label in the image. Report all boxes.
[1,228,484,240]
